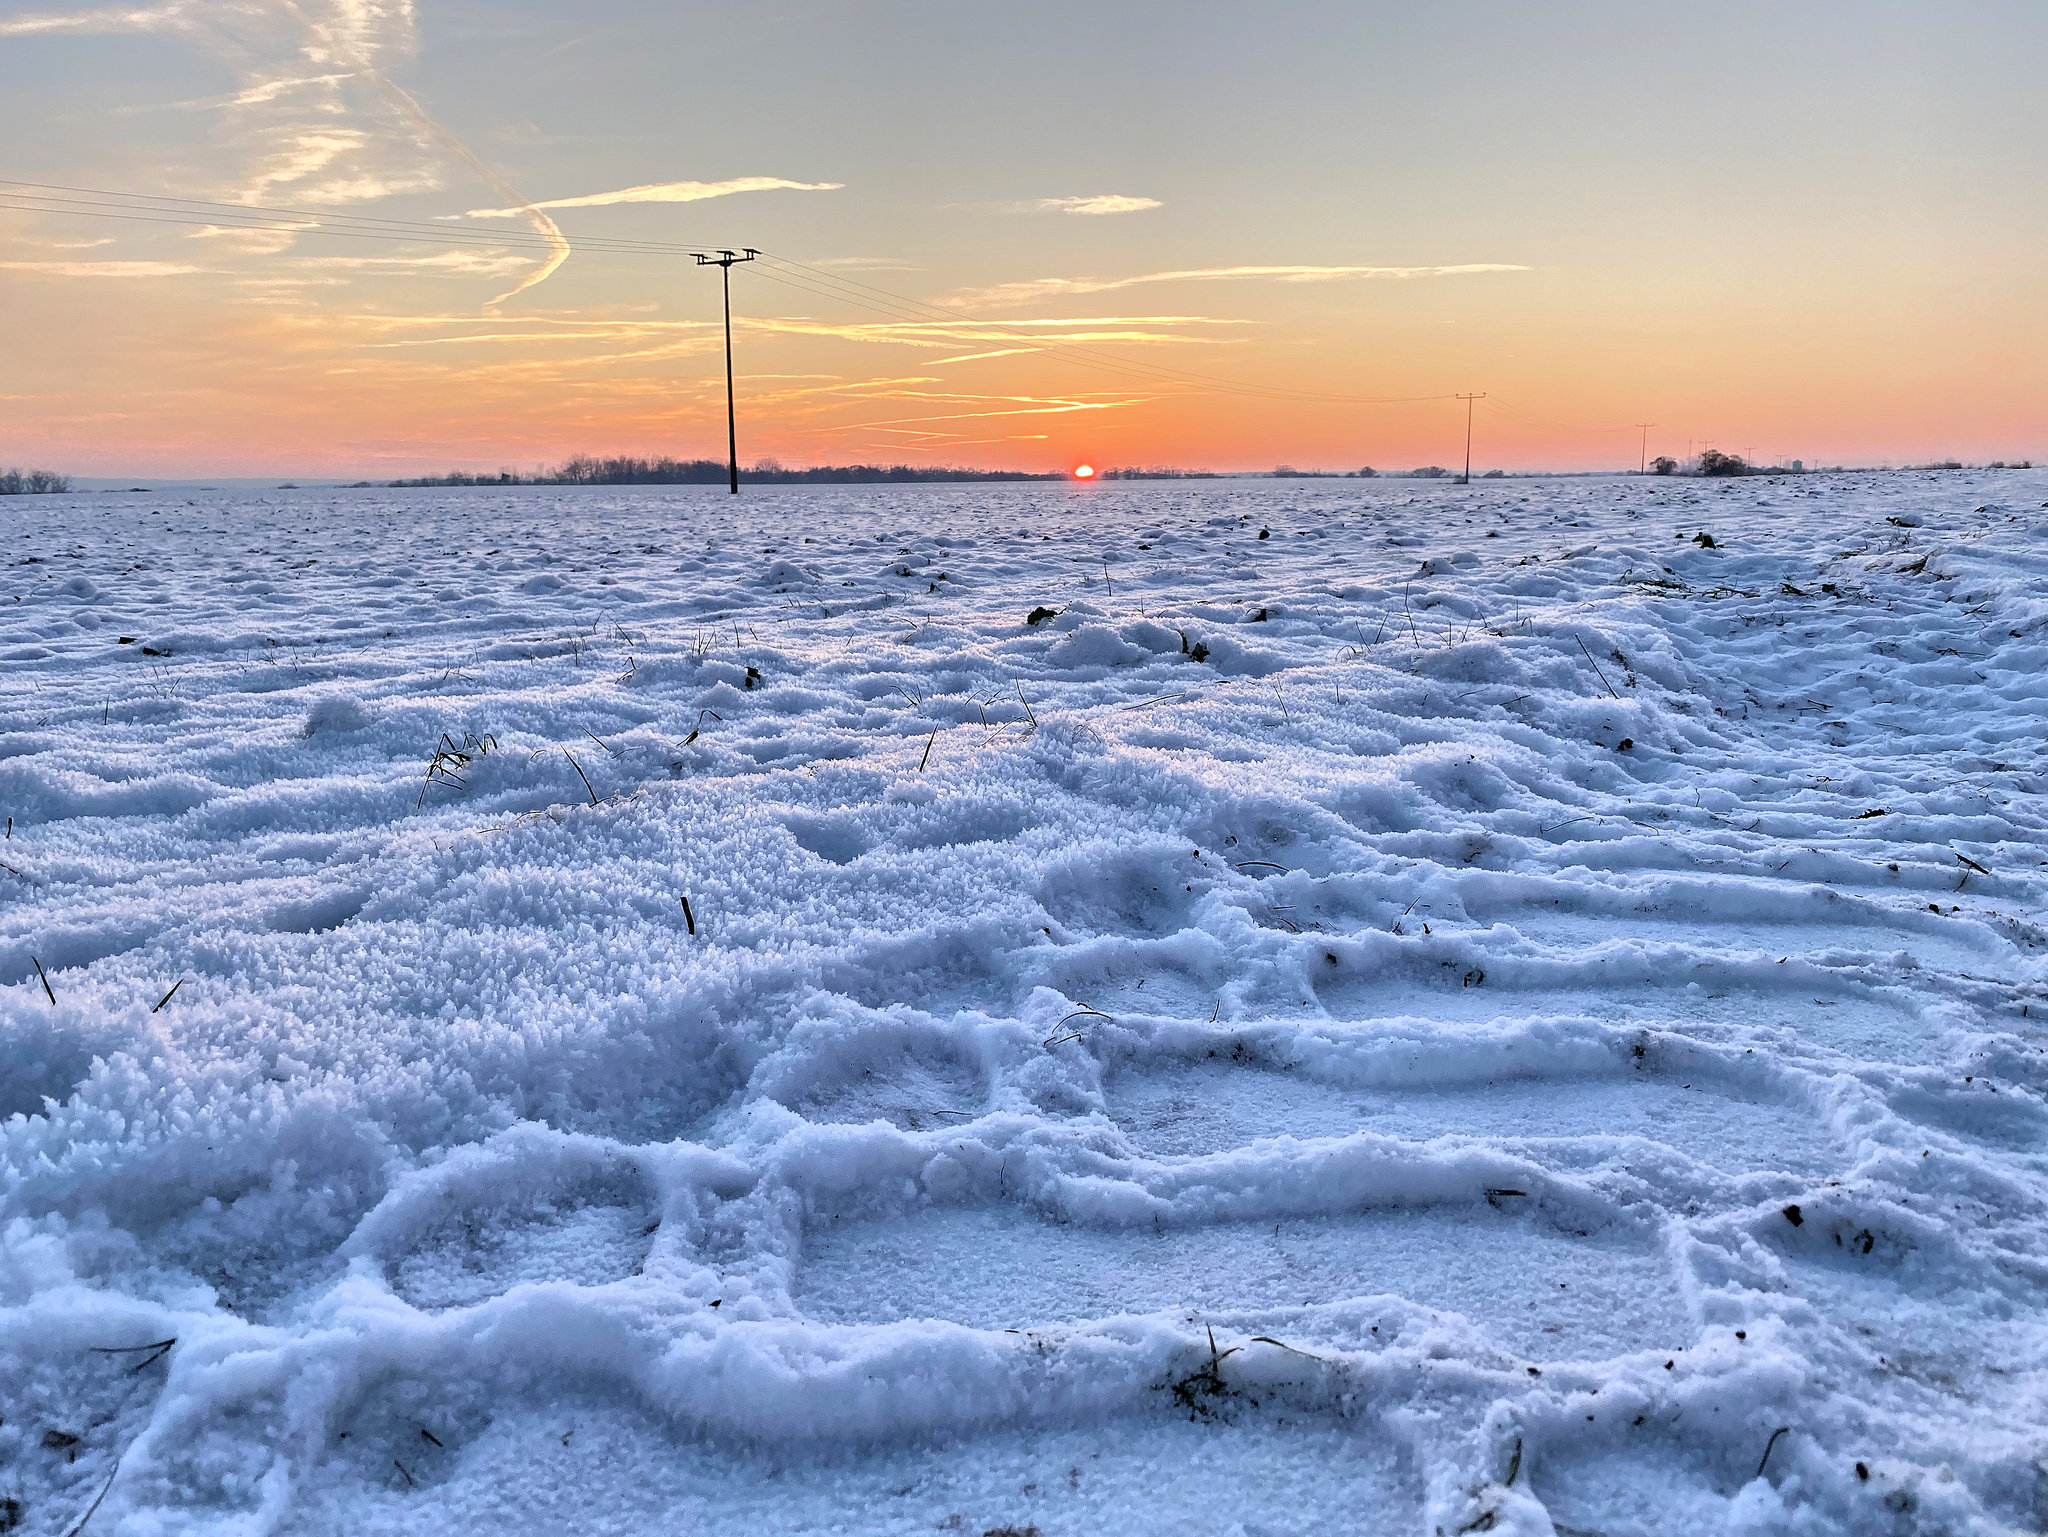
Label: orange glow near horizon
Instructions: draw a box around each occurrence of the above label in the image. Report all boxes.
[1,252,2041,479]
[2,5,2045,479]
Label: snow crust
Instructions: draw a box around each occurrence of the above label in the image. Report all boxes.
[2,472,2046,1534]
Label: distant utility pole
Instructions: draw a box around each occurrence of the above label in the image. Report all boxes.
[1456,393,1486,483]
[1636,422,1655,475]
[693,247,758,494]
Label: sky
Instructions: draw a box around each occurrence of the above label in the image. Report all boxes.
[2,0,2045,478]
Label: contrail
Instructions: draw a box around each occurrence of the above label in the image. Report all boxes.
[267,0,569,308]
[367,72,570,308]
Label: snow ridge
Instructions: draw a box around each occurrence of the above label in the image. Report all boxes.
[1,472,2044,1535]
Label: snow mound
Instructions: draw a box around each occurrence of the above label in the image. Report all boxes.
[2,471,2045,1535]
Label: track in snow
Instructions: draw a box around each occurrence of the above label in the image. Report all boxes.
[2,471,2045,1535]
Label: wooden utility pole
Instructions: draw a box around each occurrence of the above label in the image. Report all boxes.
[1456,393,1486,483]
[693,248,758,493]
[1636,422,1655,474]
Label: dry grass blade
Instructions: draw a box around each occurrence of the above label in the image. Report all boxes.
[1953,850,1991,876]
[32,955,55,1006]
[680,895,696,936]
[417,735,488,807]
[151,979,183,1014]
[90,1336,176,1371]
[562,750,599,807]
[1757,1426,1791,1477]
[1575,634,1622,700]
[1248,1335,1326,1361]
[1044,1004,1114,1048]
[59,1466,118,1537]
[918,727,937,772]
[1015,681,1036,726]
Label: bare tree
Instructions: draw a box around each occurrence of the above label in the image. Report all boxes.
[0,468,72,494]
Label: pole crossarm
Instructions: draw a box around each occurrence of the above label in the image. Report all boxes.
[691,249,759,493]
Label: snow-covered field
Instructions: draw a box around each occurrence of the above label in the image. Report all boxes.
[3,471,2046,1536]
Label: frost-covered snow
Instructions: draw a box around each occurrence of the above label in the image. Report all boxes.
[3,472,2046,1536]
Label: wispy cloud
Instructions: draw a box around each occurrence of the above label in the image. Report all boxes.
[459,177,842,218]
[804,386,1154,435]
[1022,194,1162,216]
[931,348,1041,366]
[0,259,203,277]
[298,249,536,277]
[726,377,1153,446]
[369,320,718,346]
[187,224,307,256]
[740,315,1243,351]
[810,256,921,271]
[127,71,358,114]
[955,262,1529,306]
[5,0,577,306]
[0,1,194,36]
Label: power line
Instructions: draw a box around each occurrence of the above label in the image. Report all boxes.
[2,177,1467,408]
[4,175,1672,437]
[0,178,718,256]
[1483,395,1636,437]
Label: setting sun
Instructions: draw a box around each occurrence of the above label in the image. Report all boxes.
[1073,464,1096,479]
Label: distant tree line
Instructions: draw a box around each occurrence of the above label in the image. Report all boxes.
[1100,466,1221,479]
[388,456,1061,487]
[0,467,70,494]
[1275,466,1488,479]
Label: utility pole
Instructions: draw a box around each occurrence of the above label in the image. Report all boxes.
[1635,422,1655,475]
[693,248,758,494]
[1455,392,1486,483]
